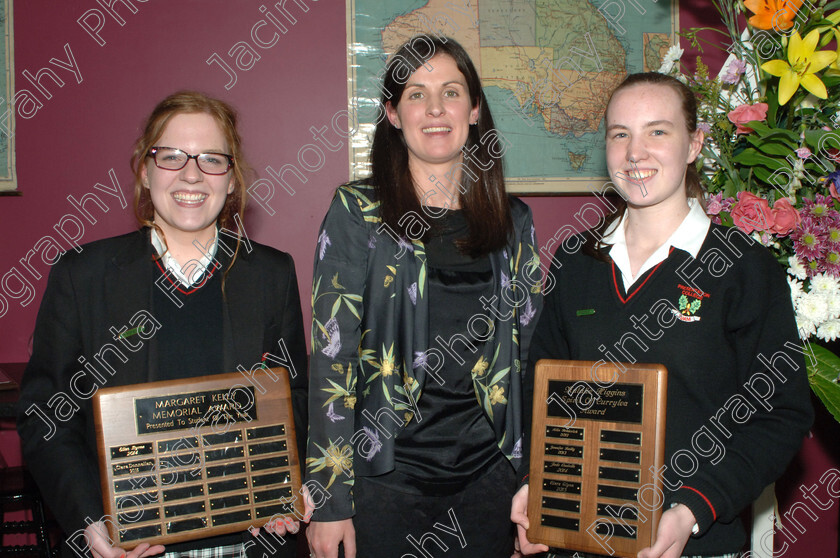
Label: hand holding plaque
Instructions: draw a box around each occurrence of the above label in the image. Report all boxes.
[526,360,667,558]
[93,370,302,548]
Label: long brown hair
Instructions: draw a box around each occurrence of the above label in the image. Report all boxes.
[369,35,512,257]
[584,72,705,259]
[130,91,250,271]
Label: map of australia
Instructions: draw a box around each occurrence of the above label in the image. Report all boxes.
[348,0,676,192]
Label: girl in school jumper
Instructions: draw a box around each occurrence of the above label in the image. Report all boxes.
[512,73,813,558]
[18,92,308,558]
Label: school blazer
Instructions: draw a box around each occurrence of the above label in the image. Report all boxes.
[16,229,308,537]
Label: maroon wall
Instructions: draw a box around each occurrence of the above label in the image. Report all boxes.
[0,1,836,555]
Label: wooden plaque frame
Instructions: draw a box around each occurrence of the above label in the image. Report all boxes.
[93,369,302,548]
[527,360,667,557]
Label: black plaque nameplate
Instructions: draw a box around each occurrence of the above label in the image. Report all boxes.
[94,370,303,549]
[543,479,582,495]
[547,381,644,423]
[111,443,154,460]
[543,496,581,513]
[594,521,637,539]
[544,462,583,476]
[134,387,257,435]
[546,426,584,440]
[600,448,641,464]
[601,430,641,445]
[598,484,639,501]
[541,515,580,531]
[597,502,640,520]
[545,444,583,458]
[599,467,640,483]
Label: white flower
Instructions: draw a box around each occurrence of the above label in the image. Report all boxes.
[809,273,839,295]
[787,277,804,302]
[797,291,831,325]
[658,46,684,74]
[817,319,840,342]
[787,255,808,280]
[829,292,840,319]
[796,316,816,339]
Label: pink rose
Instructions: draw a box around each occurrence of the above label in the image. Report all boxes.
[727,103,769,134]
[706,192,723,215]
[770,197,801,236]
[731,191,773,233]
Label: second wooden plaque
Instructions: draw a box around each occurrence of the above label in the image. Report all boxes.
[527,360,667,557]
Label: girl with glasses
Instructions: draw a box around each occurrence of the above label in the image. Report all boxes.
[17,91,308,558]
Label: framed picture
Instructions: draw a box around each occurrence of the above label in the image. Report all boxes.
[0,0,15,193]
[345,0,677,194]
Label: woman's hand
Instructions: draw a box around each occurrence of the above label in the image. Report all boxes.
[637,504,696,558]
[510,484,549,557]
[84,522,164,558]
[306,519,356,558]
[250,484,315,538]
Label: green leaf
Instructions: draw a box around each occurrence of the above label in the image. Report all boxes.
[766,96,780,130]
[418,263,426,299]
[490,367,510,386]
[807,344,840,423]
[313,276,321,299]
[330,297,341,319]
[747,121,798,142]
[745,135,797,156]
[804,129,840,150]
[342,296,361,321]
[751,165,777,185]
[338,189,350,211]
[732,148,788,171]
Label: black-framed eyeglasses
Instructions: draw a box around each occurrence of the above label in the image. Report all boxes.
[147,147,234,175]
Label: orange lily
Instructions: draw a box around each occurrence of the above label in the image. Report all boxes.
[744,0,803,30]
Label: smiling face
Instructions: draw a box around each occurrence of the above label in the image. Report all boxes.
[141,112,234,244]
[385,53,479,177]
[605,83,704,212]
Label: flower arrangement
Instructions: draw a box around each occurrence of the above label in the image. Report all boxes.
[663,0,840,420]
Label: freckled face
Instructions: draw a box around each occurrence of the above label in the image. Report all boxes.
[385,54,479,173]
[141,112,234,241]
[605,83,703,211]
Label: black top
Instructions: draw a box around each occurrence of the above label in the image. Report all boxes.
[152,259,224,381]
[380,209,502,492]
[17,230,308,558]
[527,224,813,555]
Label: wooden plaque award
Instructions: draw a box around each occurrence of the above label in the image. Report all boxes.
[93,369,302,548]
[527,360,667,557]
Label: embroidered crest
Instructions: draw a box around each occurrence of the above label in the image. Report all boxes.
[671,284,710,323]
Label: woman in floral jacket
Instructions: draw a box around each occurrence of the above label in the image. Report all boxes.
[304,35,543,558]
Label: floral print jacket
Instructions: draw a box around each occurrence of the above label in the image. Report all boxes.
[305,182,543,520]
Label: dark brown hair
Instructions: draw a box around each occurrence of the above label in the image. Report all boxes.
[584,72,705,259]
[369,35,512,257]
[129,91,250,271]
